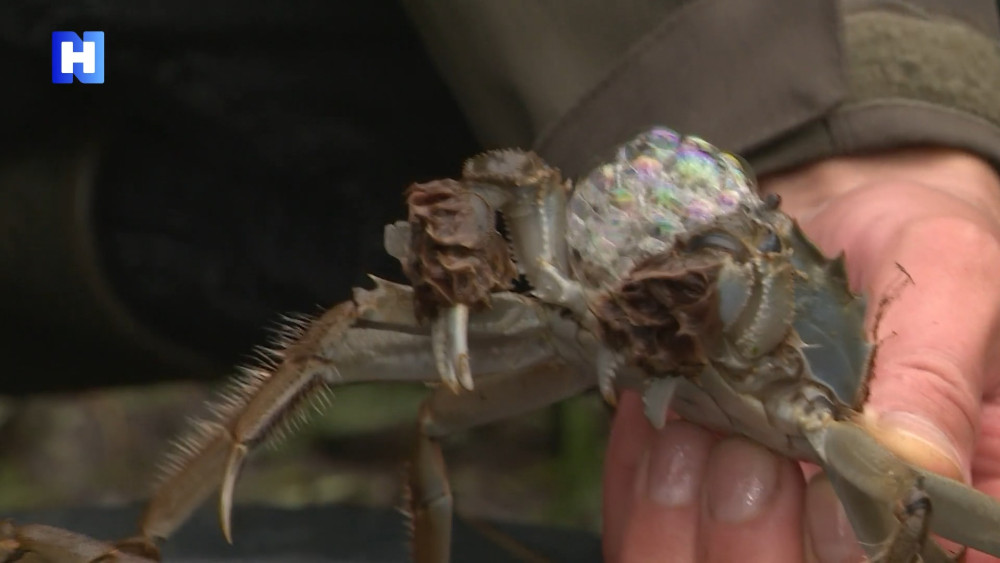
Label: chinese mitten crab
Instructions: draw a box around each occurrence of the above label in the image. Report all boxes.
[4,127,1000,563]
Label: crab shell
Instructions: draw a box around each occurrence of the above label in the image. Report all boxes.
[565,128,868,460]
[592,198,871,462]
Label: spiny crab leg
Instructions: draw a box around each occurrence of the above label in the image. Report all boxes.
[408,360,596,562]
[0,521,153,563]
[807,419,1000,560]
[136,278,560,549]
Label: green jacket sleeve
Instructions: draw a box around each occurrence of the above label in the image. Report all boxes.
[402,0,1000,178]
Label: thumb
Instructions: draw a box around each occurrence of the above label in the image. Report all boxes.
[801,201,999,563]
[856,215,1000,483]
[793,181,1000,483]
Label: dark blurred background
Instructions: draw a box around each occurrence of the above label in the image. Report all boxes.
[0,0,606,555]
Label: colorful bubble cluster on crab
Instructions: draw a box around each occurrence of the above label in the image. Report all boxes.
[566,127,759,288]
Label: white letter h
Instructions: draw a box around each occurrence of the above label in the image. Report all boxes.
[61,41,95,74]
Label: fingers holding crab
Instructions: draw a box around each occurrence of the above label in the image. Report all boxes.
[604,404,808,563]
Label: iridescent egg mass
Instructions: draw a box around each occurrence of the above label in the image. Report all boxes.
[566,127,760,288]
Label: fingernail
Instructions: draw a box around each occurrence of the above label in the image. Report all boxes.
[706,438,779,523]
[806,476,864,563]
[639,422,711,507]
[871,411,968,482]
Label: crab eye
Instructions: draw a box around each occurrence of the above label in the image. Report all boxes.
[758,231,782,253]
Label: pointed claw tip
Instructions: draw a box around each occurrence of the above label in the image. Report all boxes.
[441,375,463,394]
[435,358,460,393]
[219,491,234,545]
[642,378,679,430]
[219,444,249,546]
[431,316,463,393]
[457,353,473,391]
[597,347,621,407]
[600,385,618,407]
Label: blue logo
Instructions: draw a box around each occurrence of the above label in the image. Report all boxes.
[52,31,104,84]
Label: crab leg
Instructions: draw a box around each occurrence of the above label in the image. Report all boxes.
[407,361,595,563]
[0,280,567,562]
[0,521,154,563]
[822,469,897,558]
[808,419,1000,559]
[137,279,560,548]
[461,150,591,317]
[872,483,940,563]
[824,465,953,562]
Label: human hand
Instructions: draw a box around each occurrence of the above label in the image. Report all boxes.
[602,148,1000,562]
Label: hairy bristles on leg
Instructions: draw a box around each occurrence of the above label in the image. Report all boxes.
[155,306,332,481]
[143,301,360,543]
[151,366,328,505]
[259,379,332,452]
[277,311,314,328]
[260,311,317,356]
[247,347,281,368]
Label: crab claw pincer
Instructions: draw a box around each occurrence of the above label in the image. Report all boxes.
[401,179,517,392]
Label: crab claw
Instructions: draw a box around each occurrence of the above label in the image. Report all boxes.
[401,180,518,393]
[218,444,249,544]
[432,305,473,392]
[642,377,680,430]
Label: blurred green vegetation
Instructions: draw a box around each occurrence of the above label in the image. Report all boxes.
[0,379,609,532]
